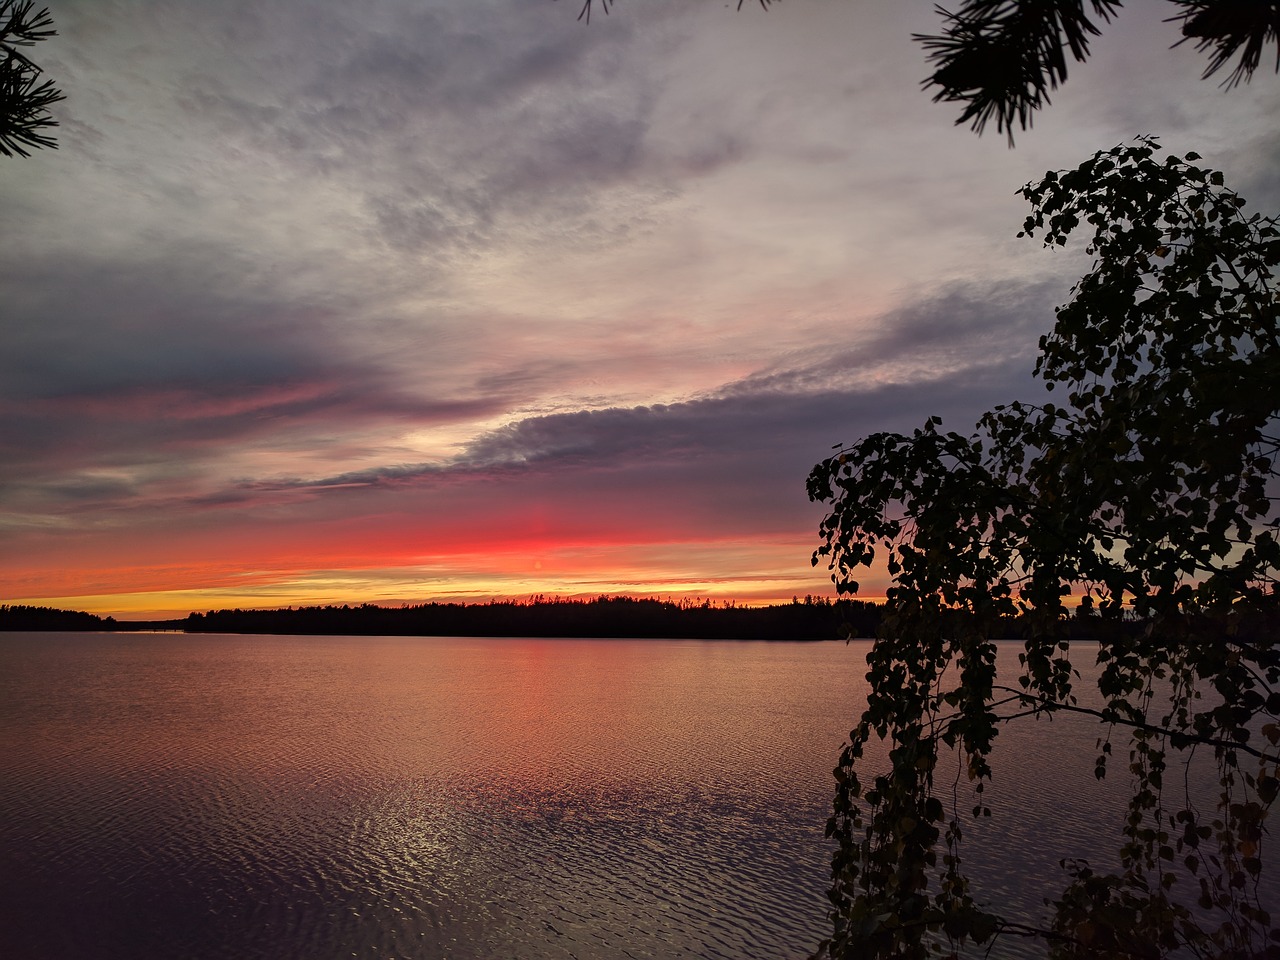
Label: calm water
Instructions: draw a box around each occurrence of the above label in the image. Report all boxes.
[0,634,1271,959]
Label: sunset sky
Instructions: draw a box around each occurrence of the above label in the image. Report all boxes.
[2,0,1277,619]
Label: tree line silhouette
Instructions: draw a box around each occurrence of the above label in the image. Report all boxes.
[182,594,875,640]
[2,595,1161,642]
[0,604,117,630]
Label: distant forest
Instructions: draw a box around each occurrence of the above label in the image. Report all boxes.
[183,595,876,640]
[0,605,118,631]
[0,595,877,640]
[2,594,1172,641]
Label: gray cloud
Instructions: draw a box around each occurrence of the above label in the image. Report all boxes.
[0,254,334,400]
[719,278,1059,399]
[463,361,1031,470]
[0,256,1051,524]
[147,0,674,259]
[1228,127,1280,214]
[221,347,1038,506]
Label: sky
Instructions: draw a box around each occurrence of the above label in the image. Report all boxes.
[2,0,1277,620]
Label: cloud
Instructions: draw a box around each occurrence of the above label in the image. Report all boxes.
[193,300,1042,518]
[141,0,678,261]
[448,357,1032,481]
[706,278,1058,403]
[0,256,1052,532]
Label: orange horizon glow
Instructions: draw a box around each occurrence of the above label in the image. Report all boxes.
[1,531,866,621]
[5,579,863,623]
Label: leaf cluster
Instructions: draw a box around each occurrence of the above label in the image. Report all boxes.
[809,139,1279,959]
[0,0,63,158]
[1168,0,1280,89]
[917,0,1121,143]
[917,0,1280,142]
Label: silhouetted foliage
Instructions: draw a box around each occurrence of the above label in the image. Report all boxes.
[571,0,1280,144]
[0,0,63,157]
[809,140,1279,958]
[916,0,1280,142]
[1171,0,1280,88]
[0,604,116,630]
[917,0,1123,143]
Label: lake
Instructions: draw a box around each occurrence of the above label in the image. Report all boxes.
[0,633,1271,959]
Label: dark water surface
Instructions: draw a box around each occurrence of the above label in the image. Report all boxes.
[1,634,1271,959]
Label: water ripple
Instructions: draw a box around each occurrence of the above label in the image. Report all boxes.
[4,634,1271,960]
